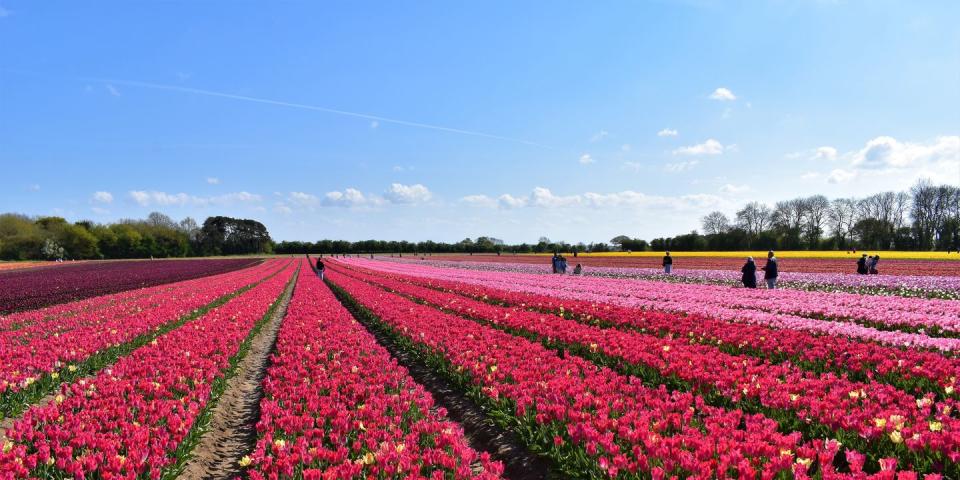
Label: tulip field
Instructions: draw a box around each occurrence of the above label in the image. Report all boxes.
[1,254,958,479]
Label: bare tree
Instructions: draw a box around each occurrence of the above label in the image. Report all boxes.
[701,211,731,235]
[736,202,771,236]
[828,198,856,246]
[804,195,830,247]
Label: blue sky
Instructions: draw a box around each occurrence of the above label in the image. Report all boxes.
[1,0,958,243]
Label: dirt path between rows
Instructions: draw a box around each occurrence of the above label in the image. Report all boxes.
[176,279,295,480]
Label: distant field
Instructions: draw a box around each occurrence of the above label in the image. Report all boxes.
[422,252,960,276]
[524,250,960,260]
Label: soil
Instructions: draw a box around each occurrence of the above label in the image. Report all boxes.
[176,279,295,480]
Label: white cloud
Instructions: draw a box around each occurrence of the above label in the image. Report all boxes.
[621,144,632,152]
[323,188,371,207]
[273,203,293,215]
[850,135,958,170]
[206,177,221,185]
[497,194,528,209]
[370,120,379,129]
[289,191,320,207]
[465,187,726,212]
[826,169,856,184]
[392,165,414,172]
[460,195,497,208]
[384,183,432,204]
[590,130,609,142]
[719,183,750,194]
[579,154,595,165]
[800,171,821,180]
[657,128,679,137]
[623,161,643,173]
[106,84,121,97]
[92,191,114,203]
[664,160,700,172]
[709,87,736,101]
[813,146,838,161]
[128,190,261,207]
[673,139,725,156]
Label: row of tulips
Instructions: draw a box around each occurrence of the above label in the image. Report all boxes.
[248,265,503,479]
[404,254,960,277]
[345,259,960,351]
[331,263,959,475]
[381,257,960,300]
[0,259,272,333]
[0,260,296,479]
[372,258,960,337]
[0,259,287,402]
[337,261,960,398]
[0,258,260,314]
[325,269,937,479]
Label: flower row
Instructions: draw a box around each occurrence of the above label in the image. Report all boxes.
[326,269,926,479]
[333,263,959,473]
[348,259,960,351]
[338,260,959,397]
[374,258,960,335]
[0,260,295,479]
[0,259,286,396]
[248,265,502,479]
[0,258,260,314]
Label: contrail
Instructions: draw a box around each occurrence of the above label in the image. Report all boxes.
[80,76,554,149]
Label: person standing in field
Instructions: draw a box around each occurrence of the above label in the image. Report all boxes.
[559,256,568,274]
[573,263,583,275]
[741,257,757,288]
[662,251,673,274]
[762,250,778,289]
[315,258,325,281]
[869,254,880,274]
[856,254,868,275]
[551,253,560,274]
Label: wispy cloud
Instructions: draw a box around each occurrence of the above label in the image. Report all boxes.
[92,191,114,203]
[709,87,736,101]
[370,120,379,129]
[27,184,40,192]
[81,77,553,149]
[128,190,261,207]
[657,128,679,137]
[461,187,725,211]
[206,177,221,185]
[664,159,700,172]
[590,130,609,142]
[579,154,595,165]
[105,84,121,97]
[672,139,725,156]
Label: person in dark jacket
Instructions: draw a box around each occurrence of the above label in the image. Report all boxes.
[856,254,868,275]
[551,253,560,274]
[662,251,673,274]
[741,257,757,288]
[762,251,778,289]
[559,256,568,274]
[869,255,879,274]
[316,258,325,280]
[573,263,583,275]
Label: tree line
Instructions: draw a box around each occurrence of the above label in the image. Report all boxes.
[666,180,959,251]
[274,236,617,255]
[0,213,273,260]
[276,180,959,255]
